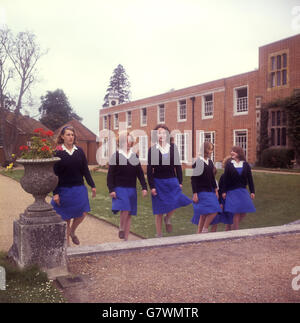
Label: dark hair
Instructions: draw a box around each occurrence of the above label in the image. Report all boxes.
[56,125,77,145]
[232,146,246,161]
[152,124,174,143]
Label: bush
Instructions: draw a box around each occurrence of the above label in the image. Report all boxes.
[261,148,295,168]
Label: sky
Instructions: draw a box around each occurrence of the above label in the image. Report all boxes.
[1,0,300,135]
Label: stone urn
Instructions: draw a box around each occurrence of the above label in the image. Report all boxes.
[9,157,68,277]
[16,157,61,222]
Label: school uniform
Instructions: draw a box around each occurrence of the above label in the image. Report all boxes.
[147,143,192,215]
[51,144,95,221]
[216,174,234,225]
[107,149,147,216]
[223,160,256,214]
[191,157,222,225]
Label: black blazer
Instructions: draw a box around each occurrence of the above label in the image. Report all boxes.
[223,161,255,194]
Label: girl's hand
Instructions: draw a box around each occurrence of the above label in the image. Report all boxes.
[222,193,226,200]
[142,190,147,197]
[53,194,60,206]
[151,188,157,196]
[215,189,219,200]
[110,191,116,199]
[179,184,183,190]
[250,193,255,200]
[92,188,96,198]
[192,193,199,203]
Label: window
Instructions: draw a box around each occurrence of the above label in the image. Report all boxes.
[234,86,248,114]
[126,111,132,128]
[103,116,108,129]
[269,52,288,88]
[113,113,119,129]
[269,108,287,147]
[158,104,165,123]
[138,136,148,161]
[202,94,213,118]
[178,100,187,121]
[102,137,109,158]
[175,133,188,162]
[140,108,147,126]
[234,130,247,158]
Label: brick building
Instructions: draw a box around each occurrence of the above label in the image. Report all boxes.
[98,34,300,167]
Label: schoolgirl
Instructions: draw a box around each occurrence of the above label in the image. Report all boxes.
[191,141,222,233]
[222,146,256,230]
[147,125,192,237]
[51,125,96,246]
[107,131,147,241]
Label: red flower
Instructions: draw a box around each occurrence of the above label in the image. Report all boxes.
[41,146,50,151]
[45,130,54,137]
[34,128,44,133]
[19,145,29,151]
[55,145,63,151]
[41,139,47,142]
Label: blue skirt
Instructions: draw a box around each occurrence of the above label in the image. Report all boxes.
[112,186,137,216]
[51,185,90,221]
[151,177,192,215]
[191,192,222,225]
[224,188,256,214]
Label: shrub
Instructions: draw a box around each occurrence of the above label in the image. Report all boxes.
[261,148,295,168]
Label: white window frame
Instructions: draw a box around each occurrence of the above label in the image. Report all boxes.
[102,137,109,158]
[177,99,187,122]
[157,104,165,124]
[138,135,148,161]
[126,111,132,128]
[202,94,214,119]
[175,133,189,163]
[140,108,147,126]
[233,129,248,158]
[234,85,248,116]
[103,115,108,130]
[113,113,119,130]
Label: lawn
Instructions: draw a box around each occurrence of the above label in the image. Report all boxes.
[2,168,300,238]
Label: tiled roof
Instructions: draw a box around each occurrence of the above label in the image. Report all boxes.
[54,119,96,141]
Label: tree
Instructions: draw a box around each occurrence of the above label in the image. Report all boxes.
[39,89,82,131]
[0,27,47,161]
[102,64,131,108]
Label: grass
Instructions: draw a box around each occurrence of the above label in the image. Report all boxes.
[2,168,300,238]
[0,252,65,303]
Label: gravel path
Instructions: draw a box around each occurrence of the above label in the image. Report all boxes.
[0,174,140,252]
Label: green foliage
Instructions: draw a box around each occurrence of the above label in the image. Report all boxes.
[261,148,295,168]
[19,128,55,159]
[39,89,82,131]
[103,64,131,108]
[0,252,65,303]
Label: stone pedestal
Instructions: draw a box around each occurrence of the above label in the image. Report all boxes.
[9,210,68,277]
[9,157,68,278]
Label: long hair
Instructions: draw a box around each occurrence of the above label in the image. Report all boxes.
[116,130,135,150]
[56,125,77,145]
[151,124,173,144]
[232,146,246,161]
[203,141,214,159]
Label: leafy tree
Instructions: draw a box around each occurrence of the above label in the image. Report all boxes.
[39,89,82,131]
[102,64,131,107]
[0,27,47,162]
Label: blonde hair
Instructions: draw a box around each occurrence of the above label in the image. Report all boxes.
[204,141,214,159]
[116,130,135,149]
[56,125,77,145]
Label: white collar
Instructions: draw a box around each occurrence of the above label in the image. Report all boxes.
[62,144,78,156]
[156,143,170,155]
[119,148,134,159]
[231,159,244,168]
[200,156,210,165]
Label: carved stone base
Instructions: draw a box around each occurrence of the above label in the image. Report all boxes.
[9,214,67,275]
